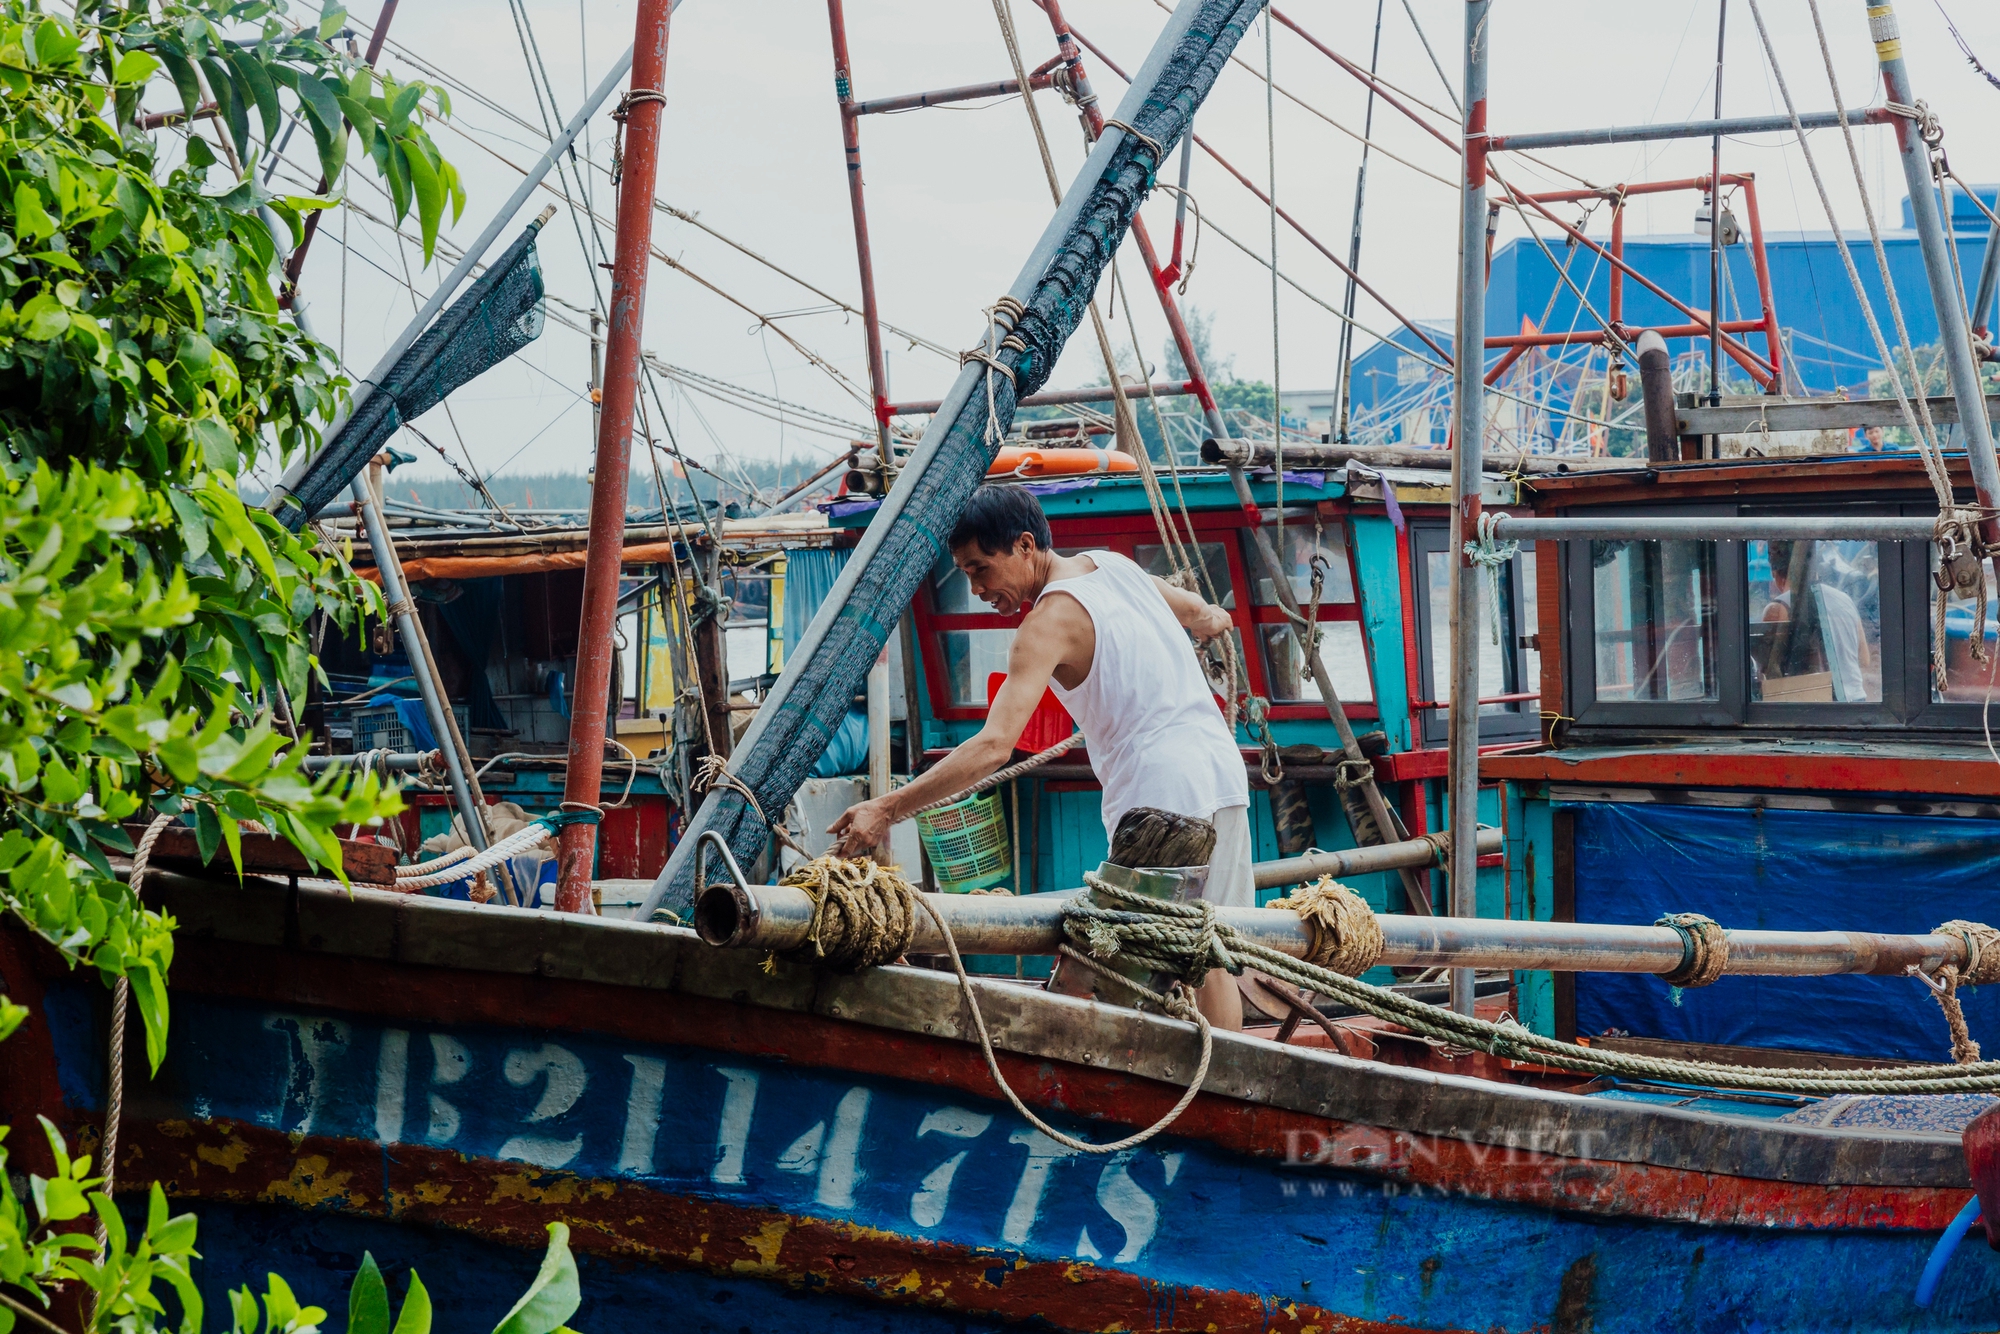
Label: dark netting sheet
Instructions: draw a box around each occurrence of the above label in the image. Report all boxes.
[283,225,547,526]
[645,0,1263,917]
[1569,801,2000,1063]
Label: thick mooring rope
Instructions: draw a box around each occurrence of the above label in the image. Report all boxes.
[1073,880,2000,1095]
[778,854,1212,1153]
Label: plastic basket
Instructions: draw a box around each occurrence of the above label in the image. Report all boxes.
[916,791,1011,892]
[352,702,468,754]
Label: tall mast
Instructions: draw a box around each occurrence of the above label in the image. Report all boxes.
[1446,0,1491,1017]
[553,0,676,912]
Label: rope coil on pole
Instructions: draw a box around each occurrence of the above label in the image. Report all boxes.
[1464,512,1521,647]
[1265,877,1383,976]
[1655,912,1729,989]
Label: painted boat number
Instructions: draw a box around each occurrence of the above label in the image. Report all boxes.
[254,1014,1184,1263]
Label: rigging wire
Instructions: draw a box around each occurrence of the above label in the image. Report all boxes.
[1331,0,1387,443]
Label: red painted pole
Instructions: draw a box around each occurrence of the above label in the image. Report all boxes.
[827,0,894,456]
[555,0,674,914]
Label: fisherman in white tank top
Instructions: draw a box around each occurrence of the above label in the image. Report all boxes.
[832,485,1252,1030]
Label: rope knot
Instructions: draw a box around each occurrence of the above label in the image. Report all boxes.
[609,88,669,184]
[1268,877,1383,977]
[1655,912,1728,989]
[780,854,918,972]
[1936,919,2000,987]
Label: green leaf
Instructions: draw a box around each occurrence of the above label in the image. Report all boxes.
[113,50,163,85]
[392,1272,431,1334]
[159,50,204,119]
[319,2,349,40]
[349,1253,391,1334]
[336,97,375,154]
[169,488,211,562]
[492,1224,580,1334]
[193,802,221,865]
[199,55,250,165]
[292,72,344,141]
[386,83,423,140]
[190,418,240,474]
[131,960,170,1073]
[14,184,56,244]
[227,48,282,146]
[399,140,443,264]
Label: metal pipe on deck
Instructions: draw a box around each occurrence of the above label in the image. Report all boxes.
[1489,515,1938,542]
[692,880,1963,980]
[1487,107,1891,153]
[1254,827,1502,890]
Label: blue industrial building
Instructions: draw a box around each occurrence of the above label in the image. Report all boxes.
[1339,187,2000,449]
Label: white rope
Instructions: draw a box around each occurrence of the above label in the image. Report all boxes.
[395,818,562,890]
[1463,512,1521,647]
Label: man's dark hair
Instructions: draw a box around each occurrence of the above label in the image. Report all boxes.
[949,484,1050,555]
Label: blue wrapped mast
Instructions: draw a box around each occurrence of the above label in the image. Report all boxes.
[642,0,1266,918]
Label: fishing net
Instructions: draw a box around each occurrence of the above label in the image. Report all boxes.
[282,224,548,525]
[646,0,1262,917]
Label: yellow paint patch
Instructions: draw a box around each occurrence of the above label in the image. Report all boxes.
[155,1120,195,1139]
[411,1180,453,1205]
[889,1270,922,1296]
[196,1136,251,1172]
[486,1171,613,1207]
[262,1155,358,1208]
[731,1217,790,1274]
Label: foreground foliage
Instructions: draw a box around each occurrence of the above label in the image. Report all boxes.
[0,0,570,1327]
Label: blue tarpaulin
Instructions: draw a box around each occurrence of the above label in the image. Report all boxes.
[1569,801,2000,1063]
[782,549,866,777]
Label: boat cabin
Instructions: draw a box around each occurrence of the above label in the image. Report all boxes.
[1490,450,2000,1067]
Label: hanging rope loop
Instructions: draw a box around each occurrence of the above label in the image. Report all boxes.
[1655,912,1729,989]
[779,855,918,972]
[1463,512,1522,647]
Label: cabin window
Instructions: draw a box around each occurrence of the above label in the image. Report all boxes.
[939,629,1015,707]
[1590,540,1720,703]
[1135,540,1236,609]
[1410,522,1537,742]
[912,508,1376,723]
[1560,503,1924,728]
[1241,524,1356,606]
[1747,540,1882,704]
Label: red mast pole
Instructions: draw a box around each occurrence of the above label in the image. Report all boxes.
[554,0,675,914]
[827,0,894,457]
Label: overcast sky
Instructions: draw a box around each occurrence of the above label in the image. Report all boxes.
[271,0,2000,488]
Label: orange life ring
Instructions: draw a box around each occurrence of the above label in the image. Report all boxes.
[986,446,1138,478]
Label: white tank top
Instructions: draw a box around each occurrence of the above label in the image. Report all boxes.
[1042,550,1248,839]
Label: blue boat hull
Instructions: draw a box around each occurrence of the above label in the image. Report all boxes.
[5,877,1998,1332]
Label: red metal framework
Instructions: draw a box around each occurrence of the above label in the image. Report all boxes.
[911,512,1375,724]
[1482,174,1786,392]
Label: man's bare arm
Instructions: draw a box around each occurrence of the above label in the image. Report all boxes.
[1150,574,1233,643]
[829,597,1088,852]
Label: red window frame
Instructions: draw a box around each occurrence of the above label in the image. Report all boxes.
[913,508,1377,722]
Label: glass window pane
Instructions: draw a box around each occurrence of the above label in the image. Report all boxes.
[929,551,982,613]
[1241,524,1356,606]
[1425,551,1513,712]
[1590,541,1719,702]
[1262,622,1373,703]
[1520,551,1542,701]
[1933,549,2000,702]
[1747,540,1881,703]
[939,629,1014,706]
[1135,541,1236,609]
